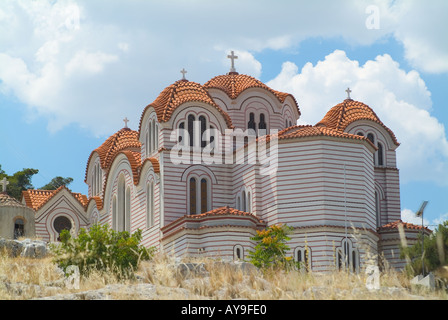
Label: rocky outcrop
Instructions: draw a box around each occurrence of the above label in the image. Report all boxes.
[0,238,48,258]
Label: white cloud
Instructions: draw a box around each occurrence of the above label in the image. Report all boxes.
[267,50,448,186]
[65,51,118,76]
[0,0,447,140]
[401,208,429,227]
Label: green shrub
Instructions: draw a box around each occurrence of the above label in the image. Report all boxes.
[247,224,297,271]
[50,224,154,278]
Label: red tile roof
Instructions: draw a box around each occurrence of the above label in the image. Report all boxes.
[379,219,432,233]
[0,193,29,208]
[84,127,141,183]
[94,128,141,170]
[316,99,399,145]
[139,80,234,133]
[204,73,300,115]
[22,186,88,211]
[188,205,264,222]
[258,125,376,149]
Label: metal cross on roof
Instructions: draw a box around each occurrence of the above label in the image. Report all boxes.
[180,68,187,80]
[227,51,238,73]
[0,177,9,193]
[123,117,129,128]
[345,87,352,100]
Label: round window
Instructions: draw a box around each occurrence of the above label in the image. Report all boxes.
[54,216,72,233]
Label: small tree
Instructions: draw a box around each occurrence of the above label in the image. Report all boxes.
[401,221,448,276]
[247,224,297,271]
[51,224,154,278]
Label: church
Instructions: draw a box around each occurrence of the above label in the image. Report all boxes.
[18,52,430,272]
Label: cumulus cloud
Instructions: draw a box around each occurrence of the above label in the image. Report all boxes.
[0,0,447,139]
[401,208,429,227]
[267,50,448,186]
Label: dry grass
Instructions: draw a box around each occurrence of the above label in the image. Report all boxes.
[1,249,447,300]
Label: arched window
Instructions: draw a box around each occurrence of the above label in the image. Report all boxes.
[367,133,375,164]
[117,175,126,232]
[147,181,154,228]
[357,132,364,137]
[241,190,246,212]
[125,187,131,232]
[188,114,195,147]
[248,112,256,133]
[199,116,207,148]
[258,113,267,133]
[54,216,72,241]
[151,119,156,153]
[295,247,311,272]
[247,192,251,212]
[200,178,208,213]
[337,238,358,273]
[189,177,197,214]
[375,191,381,228]
[14,218,24,239]
[234,245,244,260]
[112,196,117,230]
[377,142,384,166]
[148,121,152,155]
[179,122,185,145]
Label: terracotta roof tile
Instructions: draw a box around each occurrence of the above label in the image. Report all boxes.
[0,193,29,208]
[378,219,432,233]
[84,127,141,183]
[259,125,376,149]
[316,99,399,145]
[94,128,141,170]
[204,73,300,115]
[139,80,234,133]
[22,186,88,211]
[188,205,264,223]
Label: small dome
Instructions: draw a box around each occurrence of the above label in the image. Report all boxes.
[316,99,399,145]
[0,193,28,208]
[139,80,233,129]
[94,128,141,170]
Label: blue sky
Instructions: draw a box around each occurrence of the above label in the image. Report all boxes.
[0,0,447,229]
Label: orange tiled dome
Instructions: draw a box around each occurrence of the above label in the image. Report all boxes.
[204,73,300,114]
[139,80,234,131]
[316,99,399,145]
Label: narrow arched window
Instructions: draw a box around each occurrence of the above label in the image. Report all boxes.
[242,190,246,212]
[199,116,207,148]
[367,133,375,164]
[248,112,256,133]
[200,178,208,213]
[145,127,150,156]
[188,115,195,147]
[117,175,126,232]
[147,182,154,228]
[112,196,117,230]
[375,191,381,228]
[148,122,152,155]
[258,113,267,133]
[125,187,131,232]
[179,122,185,145]
[14,219,24,239]
[247,192,251,212]
[189,177,197,214]
[155,123,159,151]
[357,132,364,137]
[377,142,384,166]
[151,119,156,153]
